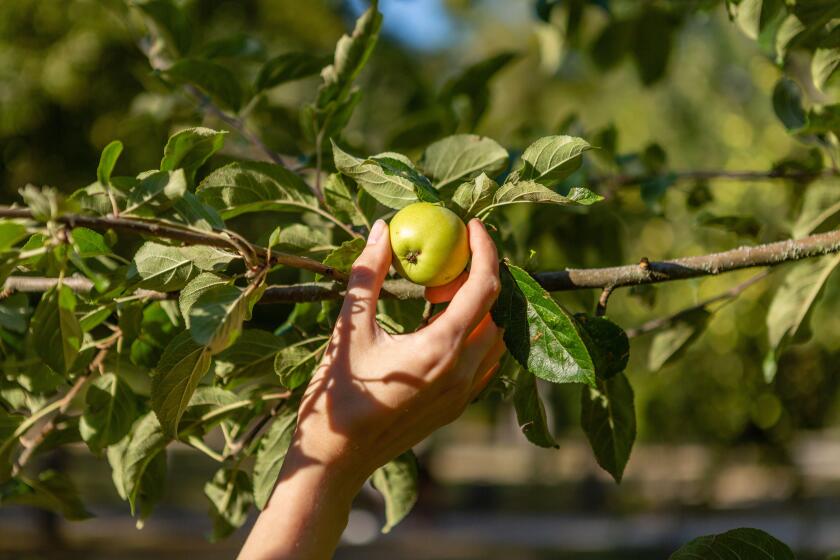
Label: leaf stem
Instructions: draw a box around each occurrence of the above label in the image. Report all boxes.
[186,434,225,463]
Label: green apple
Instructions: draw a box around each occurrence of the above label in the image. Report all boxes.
[389,202,470,287]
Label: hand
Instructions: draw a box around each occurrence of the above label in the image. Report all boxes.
[293,217,505,482]
[239,218,504,560]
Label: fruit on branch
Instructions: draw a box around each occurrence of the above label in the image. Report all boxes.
[389,202,470,287]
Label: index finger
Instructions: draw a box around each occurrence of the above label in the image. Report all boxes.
[424,219,500,341]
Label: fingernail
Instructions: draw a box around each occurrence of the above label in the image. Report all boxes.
[367,220,385,245]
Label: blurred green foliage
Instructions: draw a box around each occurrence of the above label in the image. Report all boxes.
[1,0,839,455]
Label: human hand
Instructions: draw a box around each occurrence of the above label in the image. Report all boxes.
[240,218,504,559]
[289,217,505,486]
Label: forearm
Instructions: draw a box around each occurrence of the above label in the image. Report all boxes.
[238,448,363,560]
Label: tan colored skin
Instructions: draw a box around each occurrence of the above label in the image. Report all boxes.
[239,219,504,560]
[389,202,470,287]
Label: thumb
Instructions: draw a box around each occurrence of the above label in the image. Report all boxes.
[339,220,391,336]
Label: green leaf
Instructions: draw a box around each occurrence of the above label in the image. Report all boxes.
[0,470,92,520]
[97,140,123,186]
[580,373,636,483]
[315,1,382,111]
[253,405,297,509]
[3,358,64,394]
[440,52,518,128]
[28,285,83,375]
[765,255,840,380]
[199,34,265,60]
[370,449,419,533]
[197,161,318,220]
[793,179,840,238]
[79,373,139,453]
[577,315,630,380]
[180,387,243,433]
[188,283,265,354]
[0,410,23,482]
[160,127,227,185]
[106,411,169,518]
[213,329,285,380]
[187,386,240,408]
[267,224,333,256]
[20,185,78,222]
[450,173,498,220]
[151,331,213,438]
[332,142,421,209]
[71,227,111,258]
[273,344,322,390]
[732,0,787,43]
[591,19,633,70]
[205,467,253,542]
[511,362,558,449]
[132,241,234,292]
[632,6,676,85]
[0,293,30,333]
[369,155,440,203]
[163,58,242,112]
[775,13,806,62]
[802,104,840,135]
[813,45,840,91]
[773,78,807,131]
[481,181,602,217]
[647,308,711,372]
[420,135,509,194]
[518,135,591,186]
[0,221,27,251]
[131,0,192,56]
[168,191,226,231]
[70,181,128,216]
[124,169,188,216]
[256,52,331,92]
[491,263,596,387]
[324,173,367,227]
[669,527,795,560]
[321,238,366,276]
[179,272,229,328]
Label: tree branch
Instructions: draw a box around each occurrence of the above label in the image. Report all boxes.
[6,207,840,303]
[534,228,840,291]
[11,369,94,476]
[0,208,347,281]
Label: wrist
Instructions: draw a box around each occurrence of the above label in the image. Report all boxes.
[269,437,367,513]
[289,411,379,488]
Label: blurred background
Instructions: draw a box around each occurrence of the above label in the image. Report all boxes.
[1,0,840,558]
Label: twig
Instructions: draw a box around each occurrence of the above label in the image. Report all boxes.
[596,286,613,316]
[626,271,771,338]
[224,400,286,459]
[0,208,347,281]
[12,373,91,475]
